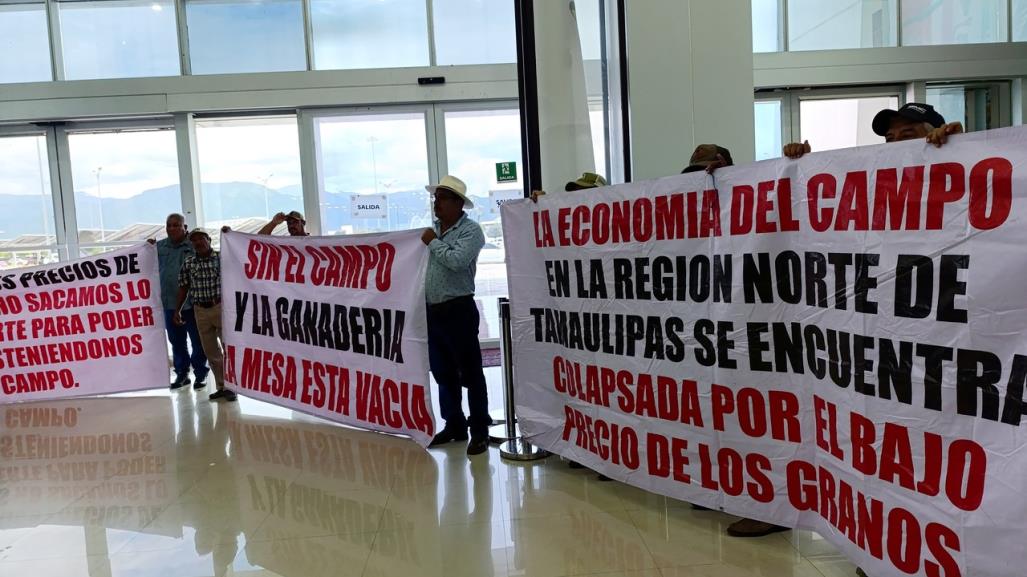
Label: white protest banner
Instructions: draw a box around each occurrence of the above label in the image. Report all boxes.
[0,244,167,403]
[503,126,1027,577]
[220,230,434,446]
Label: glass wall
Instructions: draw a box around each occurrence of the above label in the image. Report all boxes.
[788,0,896,51]
[902,0,1008,46]
[187,0,307,74]
[311,0,429,70]
[1,0,521,84]
[433,0,516,65]
[799,96,898,151]
[57,0,179,80]
[0,134,57,270]
[754,99,783,160]
[66,128,181,253]
[194,117,303,241]
[757,0,1022,50]
[0,2,52,83]
[927,82,1005,132]
[313,111,432,235]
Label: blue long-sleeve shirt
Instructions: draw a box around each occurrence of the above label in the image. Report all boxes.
[156,237,194,311]
[425,213,485,305]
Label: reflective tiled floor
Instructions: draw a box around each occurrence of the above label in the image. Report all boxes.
[0,388,860,577]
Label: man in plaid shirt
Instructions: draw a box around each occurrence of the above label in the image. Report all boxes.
[174,229,236,402]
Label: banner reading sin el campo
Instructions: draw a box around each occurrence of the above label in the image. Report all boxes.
[503,126,1027,577]
[220,230,434,446]
[0,244,167,403]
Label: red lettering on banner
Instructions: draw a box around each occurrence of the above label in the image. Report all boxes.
[872,166,924,230]
[1,369,77,395]
[785,462,962,575]
[354,371,432,435]
[561,405,640,469]
[239,347,298,400]
[246,238,395,291]
[801,158,1010,233]
[831,399,988,511]
[299,359,351,415]
[710,384,800,442]
[30,315,85,338]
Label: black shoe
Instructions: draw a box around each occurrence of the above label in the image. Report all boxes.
[691,504,711,511]
[467,436,489,456]
[192,377,206,390]
[223,390,238,402]
[429,428,468,448]
[597,474,613,482]
[170,375,190,390]
[209,390,225,400]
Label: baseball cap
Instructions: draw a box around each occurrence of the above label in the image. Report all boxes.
[872,103,946,136]
[565,172,608,191]
[285,211,305,222]
[187,229,210,240]
[682,144,733,173]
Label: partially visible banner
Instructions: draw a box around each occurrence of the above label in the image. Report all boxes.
[0,244,167,403]
[503,126,1027,577]
[221,230,434,446]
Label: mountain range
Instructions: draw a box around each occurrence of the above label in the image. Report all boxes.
[0,182,502,240]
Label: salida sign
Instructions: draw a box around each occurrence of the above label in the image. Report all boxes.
[503,126,1027,577]
[221,230,434,446]
[351,194,388,219]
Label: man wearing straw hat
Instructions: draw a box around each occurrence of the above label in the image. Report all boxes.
[421,175,491,456]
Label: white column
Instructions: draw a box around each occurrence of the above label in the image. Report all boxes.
[625,0,755,179]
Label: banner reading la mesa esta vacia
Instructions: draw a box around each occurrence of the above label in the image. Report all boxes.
[503,126,1027,577]
[220,230,435,446]
[0,244,168,403]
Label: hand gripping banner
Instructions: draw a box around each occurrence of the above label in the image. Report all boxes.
[221,230,434,446]
[502,126,1027,577]
[0,243,168,403]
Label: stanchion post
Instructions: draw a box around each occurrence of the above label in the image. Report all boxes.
[497,297,548,461]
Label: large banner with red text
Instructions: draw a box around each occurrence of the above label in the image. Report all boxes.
[0,244,167,403]
[221,230,434,446]
[503,126,1027,577]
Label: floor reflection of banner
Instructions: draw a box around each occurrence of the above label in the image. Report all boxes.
[227,413,440,577]
[0,398,180,537]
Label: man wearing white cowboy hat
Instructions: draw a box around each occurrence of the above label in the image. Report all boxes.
[421,175,491,456]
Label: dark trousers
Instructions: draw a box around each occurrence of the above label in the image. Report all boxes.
[428,296,490,437]
[165,307,209,380]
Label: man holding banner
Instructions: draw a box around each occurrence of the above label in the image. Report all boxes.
[421,175,491,456]
[154,213,209,391]
[175,229,236,402]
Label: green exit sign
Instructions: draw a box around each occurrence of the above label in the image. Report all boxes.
[496,161,518,183]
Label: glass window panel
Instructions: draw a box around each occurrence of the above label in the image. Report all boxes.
[68,129,181,245]
[589,106,607,178]
[789,0,896,51]
[187,0,306,75]
[927,84,997,132]
[752,0,780,52]
[0,4,52,83]
[433,0,515,65]
[902,0,1007,45]
[0,135,56,251]
[0,249,59,271]
[754,100,783,160]
[58,0,179,80]
[1015,0,1027,41]
[196,117,303,239]
[314,112,430,235]
[312,0,429,70]
[443,107,521,342]
[799,96,899,152]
